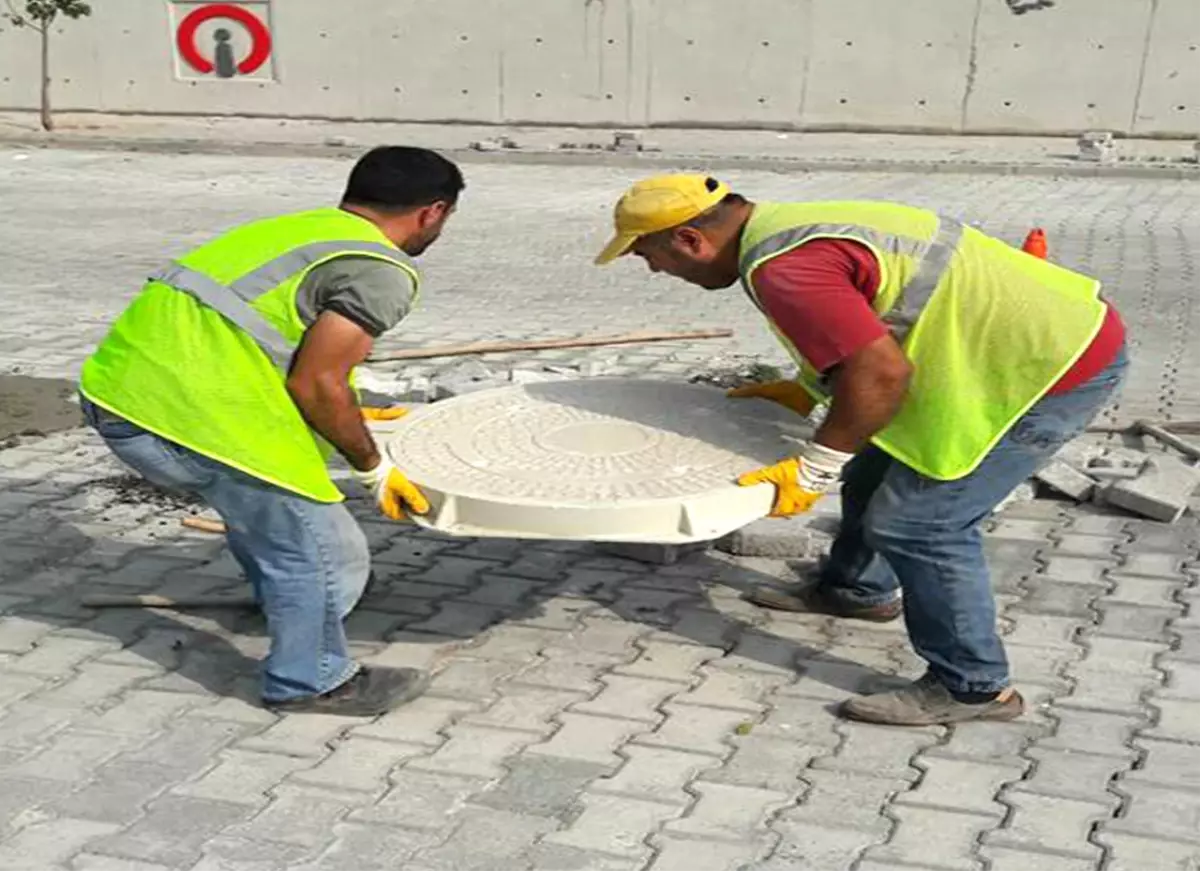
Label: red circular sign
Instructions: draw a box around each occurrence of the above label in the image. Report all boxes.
[177,4,272,75]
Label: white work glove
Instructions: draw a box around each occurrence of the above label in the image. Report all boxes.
[738,441,855,517]
[352,458,430,521]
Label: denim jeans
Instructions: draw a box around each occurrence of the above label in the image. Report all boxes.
[81,399,369,702]
[821,346,1129,694]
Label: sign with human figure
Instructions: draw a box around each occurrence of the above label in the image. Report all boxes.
[171,1,274,81]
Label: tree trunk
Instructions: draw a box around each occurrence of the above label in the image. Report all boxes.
[39,24,52,132]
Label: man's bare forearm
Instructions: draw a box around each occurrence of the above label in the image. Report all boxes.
[814,338,913,454]
[288,375,380,472]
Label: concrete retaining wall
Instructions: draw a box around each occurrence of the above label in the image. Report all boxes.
[1,0,1198,136]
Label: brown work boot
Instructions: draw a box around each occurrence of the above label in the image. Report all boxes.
[266,666,428,718]
[746,582,902,623]
[840,673,1025,726]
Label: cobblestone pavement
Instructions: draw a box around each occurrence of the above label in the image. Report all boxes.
[0,149,1199,870]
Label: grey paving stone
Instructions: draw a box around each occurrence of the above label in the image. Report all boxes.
[779,770,902,834]
[53,760,186,824]
[672,667,789,713]
[175,749,320,805]
[1144,697,1200,743]
[1126,737,1200,791]
[1039,706,1143,759]
[1094,601,1183,641]
[1058,663,1162,715]
[1035,461,1098,502]
[416,807,559,871]
[471,755,608,818]
[648,836,771,871]
[526,713,651,767]
[226,786,369,849]
[987,791,1111,861]
[897,756,1026,817]
[523,844,648,871]
[237,713,358,759]
[669,781,792,841]
[613,641,723,683]
[189,835,315,871]
[0,775,77,833]
[1104,781,1200,845]
[0,818,118,869]
[407,723,542,779]
[1104,455,1200,523]
[350,695,479,746]
[1007,747,1126,805]
[594,745,719,805]
[426,658,524,700]
[5,728,137,782]
[812,721,939,782]
[1117,550,1190,578]
[294,823,438,870]
[925,720,1048,764]
[350,770,492,829]
[88,795,256,867]
[461,683,588,733]
[1013,579,1107,617]
[862,805,994,871]
[1096,832,1200,871]
[753,821,885,871]
[977,846,1101,871]
[542,792,681,861]
[1051,533,1123,559]
[635,702,756,759]
[571,675,681,724]
[716,514,833,559]
[71,855,181,871]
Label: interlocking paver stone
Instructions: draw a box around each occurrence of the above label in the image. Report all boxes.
[406,723,542,779]
[649,836,770,871]
[986,791,1112,860]
[542,792,681,860]
[349,771,490,829]
[664,782,790,841]
[0,818,118,869]
[812,721,940,781]
[594,745,719,804]
[88,795,256,867]
[1102,781,1200,845]
[862,805,993,871]
[1096,832,1200,871]
[471,755,608,818]
[174,749,314,805]
[526,713,651,767]
[634,703,753,758]
[896,756,1026,816]
[414,807,559,871]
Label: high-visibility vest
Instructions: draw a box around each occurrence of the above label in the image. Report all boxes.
[739,201,1107,481]
[80,208,421,502]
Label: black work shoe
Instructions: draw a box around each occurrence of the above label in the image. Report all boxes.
[746,582,902,623]
[839,673,1025,726]
[265,666,428,718]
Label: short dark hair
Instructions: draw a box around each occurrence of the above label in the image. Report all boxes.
[342,146,465,211]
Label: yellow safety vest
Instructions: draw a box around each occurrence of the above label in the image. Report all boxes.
[739,201,1107,481]
[80,208,421,502]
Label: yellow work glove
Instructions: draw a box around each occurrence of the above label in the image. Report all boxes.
[351,459,430,521]
[361,406,411,422]
[738,442,854,517]
[727,380,816,418]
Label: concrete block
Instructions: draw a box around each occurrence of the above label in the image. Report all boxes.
[1007,747,1126,806]
[864,805,995,870]
[595,745,718,804]
[541,793,681,860]
[0,818,119,869]
[1127,738,1200,791]
[1104,455,1200,523]
[1034,460,1098,501]
[289,737,425,793]
[350,770,492,829]
[716,513,836,558]
[672,667,789,714]
[51,761,182,825]
[227,786,369,849]
[614,641,723,683]
[664,782,789,841]
[571,675,682,723]
[526,713,651,767]
[407,724,541,779]
[473,755,608,818]
[463,684,587,733]
[636,703,759,760]
[302,823,437,870]
[237,712,358,759]
[417,807,558,871]
[597,541,710,566]
[812,722,940,782]
[1038,707,1142,759]
[760,822,885,871]
[1094,601,1182,641]
[87,795,254,867]
[1105,781,1200,845]
[174,750,313,806]
[895,756,1025,816]
[1097,832,1200,871]
[1144,697,1200,743]
[924,720,1049,764]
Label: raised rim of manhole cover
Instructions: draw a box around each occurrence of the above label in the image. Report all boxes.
[385,378,811,543]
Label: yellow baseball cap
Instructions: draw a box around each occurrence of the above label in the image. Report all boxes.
[595,174,731,265]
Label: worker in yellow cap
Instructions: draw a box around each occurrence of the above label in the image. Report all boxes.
[597,174,1128,727]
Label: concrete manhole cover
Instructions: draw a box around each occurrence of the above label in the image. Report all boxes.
[385,378,813,543]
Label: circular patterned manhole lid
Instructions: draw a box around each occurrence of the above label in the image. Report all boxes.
[386,378,811,542]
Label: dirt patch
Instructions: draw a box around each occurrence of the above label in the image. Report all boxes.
[0,375,82,444]
[89,474,202,511]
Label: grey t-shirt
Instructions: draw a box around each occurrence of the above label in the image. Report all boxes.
[295,255,417,337]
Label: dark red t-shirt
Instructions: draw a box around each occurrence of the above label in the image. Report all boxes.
[753,238,1125,396]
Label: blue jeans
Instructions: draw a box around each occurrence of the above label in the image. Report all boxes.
[821,346,1129,694]
[81,399,369,702]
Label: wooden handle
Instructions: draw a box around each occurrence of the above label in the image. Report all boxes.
[182,517,227,534]
[368,328,734,363]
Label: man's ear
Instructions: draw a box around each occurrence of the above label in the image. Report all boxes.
[417,200,450,228]
[673,226,707,256]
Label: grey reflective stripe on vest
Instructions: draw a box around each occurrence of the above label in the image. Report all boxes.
[149,263,296,370]
[230,240,416,299]
[740,215,965,346]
